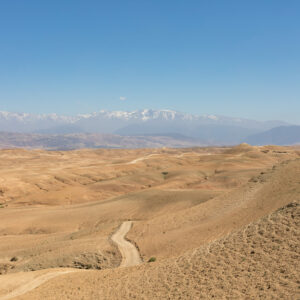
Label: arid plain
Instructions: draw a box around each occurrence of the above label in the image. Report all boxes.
[0,144,299,299]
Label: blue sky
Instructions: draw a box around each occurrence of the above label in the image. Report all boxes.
[0,1,299,123]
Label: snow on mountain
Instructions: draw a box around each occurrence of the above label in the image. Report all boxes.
[0,109,290,145]
[0,111,76,123]
[0,109,285,125]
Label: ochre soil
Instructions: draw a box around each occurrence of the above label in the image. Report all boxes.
[0,144,299,299]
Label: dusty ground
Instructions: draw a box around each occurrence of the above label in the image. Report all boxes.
[0,144,299,299]
[12,200,299,300]
[111,221,142,267]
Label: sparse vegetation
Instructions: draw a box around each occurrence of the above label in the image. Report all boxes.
[148,257,156,263]
[249,176,258,183]
[10,256,18,262]
[161,171,169,179]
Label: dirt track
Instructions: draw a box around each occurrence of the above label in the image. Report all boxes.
[0,221,141,299]
[0,270,77,300]
[111,221,142,267]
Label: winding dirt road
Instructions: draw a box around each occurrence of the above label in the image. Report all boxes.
[0,269,77,300]
[111,221,142,267]
[0,221,141,299]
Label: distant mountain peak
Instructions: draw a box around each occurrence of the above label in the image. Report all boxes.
[0,109,291,145]
[0,109,289,125]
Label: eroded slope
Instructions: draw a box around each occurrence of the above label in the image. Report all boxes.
[12,200,300,299]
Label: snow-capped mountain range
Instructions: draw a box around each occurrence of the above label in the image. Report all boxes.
[0,109,230,124]
[0,109,290,145]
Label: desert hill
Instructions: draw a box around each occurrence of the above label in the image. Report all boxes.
[9,200,300,299]
[0,145,299,299]
[128,156,300,260]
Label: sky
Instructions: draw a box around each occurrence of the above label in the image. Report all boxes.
[0,0,299,123]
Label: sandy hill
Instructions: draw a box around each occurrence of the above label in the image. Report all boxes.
[11,200,300,300]
[0,145,299,299]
